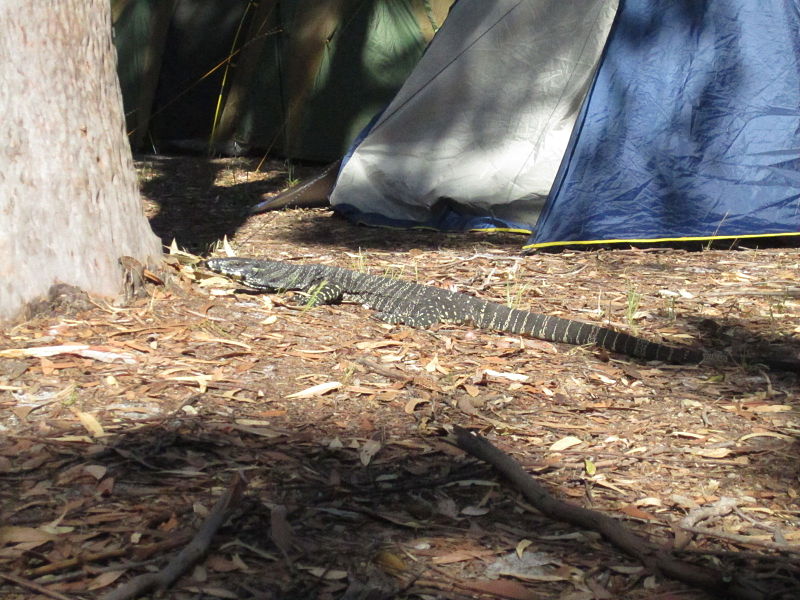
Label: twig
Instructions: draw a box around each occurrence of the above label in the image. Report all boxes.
[27,533,192,578]
[0,571,74,600]
[676,547,800,570]
[355,357,411,382]
[102,472,247,600]
[355,357,441,392]
[706,289,800,297]
[27,547,128,577]
[679,526,800,554]
[673,497,798,553]
[450,426,769,600]
[422,561,541,600]
[32,561,158,586]
[674,496,738,550]
[681,497,739,528]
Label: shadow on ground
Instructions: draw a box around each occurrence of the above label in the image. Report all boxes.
[137,154,529,255]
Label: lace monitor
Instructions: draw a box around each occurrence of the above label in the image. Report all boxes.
[205,257,704,364]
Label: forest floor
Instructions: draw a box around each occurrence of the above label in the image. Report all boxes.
[1,156,799,600]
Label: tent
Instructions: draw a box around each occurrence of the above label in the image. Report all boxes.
[112,0,454,160]
[527,0,800,249]
[330,0,619,232]
[330,0,800,247]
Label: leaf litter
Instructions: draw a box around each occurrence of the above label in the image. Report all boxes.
[0,156,797,599]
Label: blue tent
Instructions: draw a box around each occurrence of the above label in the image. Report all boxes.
[526,0,800,249]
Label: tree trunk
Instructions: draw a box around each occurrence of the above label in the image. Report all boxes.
[0,0,162,322]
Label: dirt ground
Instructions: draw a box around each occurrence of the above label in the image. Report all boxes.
[1,156,799,600]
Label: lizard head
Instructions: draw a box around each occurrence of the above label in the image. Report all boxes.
[204,257,258,281]
[204,257,295,291]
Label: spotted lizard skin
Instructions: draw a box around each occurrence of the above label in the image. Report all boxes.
[206,257,704,364]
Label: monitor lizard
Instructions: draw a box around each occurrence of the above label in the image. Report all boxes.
[205,257,706,364]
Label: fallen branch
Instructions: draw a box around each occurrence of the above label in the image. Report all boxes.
[450,426,768,600]
[706,288,800,297]
[679,526,800,554]
[27,548,128,577]
[102,472,247,600]
[355,357,441,392]
[27,534,192,578]
[674,496,739,550]
[0,571,74,600]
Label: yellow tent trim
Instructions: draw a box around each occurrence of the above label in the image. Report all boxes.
[467,227,532,235]
[351,219,532,236]
[523,231,800,250]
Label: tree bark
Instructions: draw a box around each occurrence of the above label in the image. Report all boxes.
[0,0,162,322]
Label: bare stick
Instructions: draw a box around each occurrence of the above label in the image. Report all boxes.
[103,472,247,600]
[0,572,74,600]
[27,535,192,578]
[355,357,441,392]
[674,496,739,550]
[451,426,768,600]
[680,526,800,554]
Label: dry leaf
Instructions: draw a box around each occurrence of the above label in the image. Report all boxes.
[301,566,348,580]
[270,505,293,560]
[671,431,705,439]
[549,436,583,451]
[404,397,428,413]
[592,373,616,384]
[235,419,277,426]
[355,340,402,350]
[436,496,458,519]
[192,332,252,349]
[285,381,341,399]
[374,550,406,572]
[359,439,382,465]
[96,477,115,496]
[425,354,440,373]
[71,409,105,437]
[0,526,56,545]
[516,539,533,558]
[84,465,107,480]
[739,432,792,442]
[635,497,662,507]
[483,369,529,382]
[0,344,136,364]
[432,549,497,565]
[463,384,481,397]
[51,435,93,443]
[221,235,235,256]
[748,405,792,413]
[461,505,490,516]
[166,374,214,393]
[87,570,125,590]
[619,504,659,521]
[463,578,540,599]
[486,551,566,583]
[692,448,732,458]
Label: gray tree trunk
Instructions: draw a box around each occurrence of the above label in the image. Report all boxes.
[0,0,162,322]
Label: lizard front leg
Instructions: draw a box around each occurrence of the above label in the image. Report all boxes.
[300,279,344,306]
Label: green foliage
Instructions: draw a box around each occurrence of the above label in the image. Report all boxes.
[504,271,530,309]
[626,285,642,332]
[302,279,328,309]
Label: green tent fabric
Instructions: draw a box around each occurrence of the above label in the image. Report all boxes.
[113,0,452,160]
[113,0,177,149]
